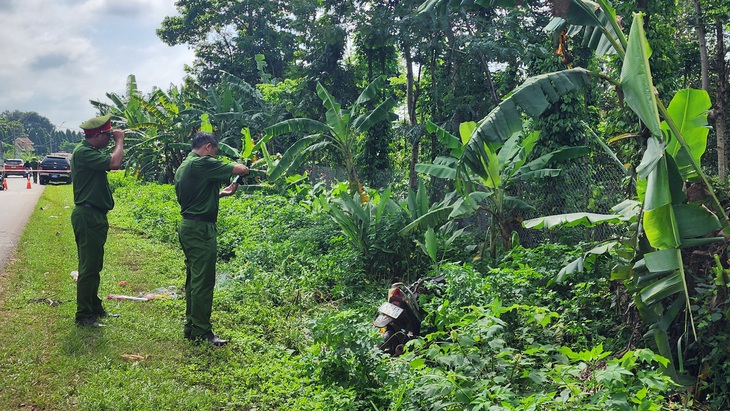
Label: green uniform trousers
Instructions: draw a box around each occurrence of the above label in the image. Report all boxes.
[178,219,218,338]
[71,206,108,320]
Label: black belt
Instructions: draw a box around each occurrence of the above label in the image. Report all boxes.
[182,213,216,223]
[78,202,108,214]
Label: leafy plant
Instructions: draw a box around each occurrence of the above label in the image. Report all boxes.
[410,120,589,260]
[264,76,396,193]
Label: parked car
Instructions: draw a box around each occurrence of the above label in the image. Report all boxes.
[2,158,26,177]
[38,155,72,185]
[0,172,4,190]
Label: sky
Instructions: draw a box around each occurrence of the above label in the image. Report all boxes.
[0,0,196,131]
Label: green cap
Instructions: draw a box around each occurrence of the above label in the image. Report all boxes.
[80,113,113,136]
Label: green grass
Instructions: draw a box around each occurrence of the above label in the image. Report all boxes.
[0,185,332,410]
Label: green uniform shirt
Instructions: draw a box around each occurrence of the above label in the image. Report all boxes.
[71,140,114,211]
[174,152,234,221]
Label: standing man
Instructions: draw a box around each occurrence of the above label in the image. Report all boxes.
[30,157,39,184]
[71,113,125,327]
[175,132,249,346]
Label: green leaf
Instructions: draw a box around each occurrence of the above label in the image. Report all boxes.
[640,272,683,306]
[502,196,534,212]
[675,204,721,239]
[265,118,329,139]
[400,207,455,234]
[636,136,665,179]
[449,192,490,218]
[643,204,680,249]
[200,113,213,133]
[415,163,457,180]
[268,135,322,181]
[524,212,623,229]
[241,127,254,159]
[426,121,463,154]
[642,157,680,249]
[662,89,711,180]
[644,248,682,274]
[351,97,396,133]
[620,13,662,138]
[459,121,477,146]
[462,68,592,177]
[425,228,438,263]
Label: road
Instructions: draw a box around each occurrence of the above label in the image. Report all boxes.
[0,176,45,274]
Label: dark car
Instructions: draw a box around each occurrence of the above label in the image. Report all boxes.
[2,158,26,177]
[39,155,72,185]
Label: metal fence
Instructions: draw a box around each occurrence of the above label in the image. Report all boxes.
[305,146,629,248]
[510,149,629,247]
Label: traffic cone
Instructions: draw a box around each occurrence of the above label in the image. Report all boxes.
[27,176,32,189]
[3,178,8,190]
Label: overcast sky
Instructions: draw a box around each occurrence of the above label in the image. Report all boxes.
[0,0,195,131]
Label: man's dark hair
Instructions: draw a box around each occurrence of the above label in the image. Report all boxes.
[192,132,218,149]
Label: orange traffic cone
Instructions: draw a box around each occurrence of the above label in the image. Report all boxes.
[3,178,8,190]
[27,176,32,189]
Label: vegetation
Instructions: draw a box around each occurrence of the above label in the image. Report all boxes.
[2,0,730,409]
[0,180,697,410]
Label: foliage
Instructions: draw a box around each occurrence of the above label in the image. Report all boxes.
[157,0,298,87]
[112,180,181,244]
[413,120,589,260]
[264,77,397,193]
[370,261,680,411]
[0,111,81,157]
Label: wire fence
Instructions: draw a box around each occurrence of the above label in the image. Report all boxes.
[306,145,629,248]
[511,151,629,247]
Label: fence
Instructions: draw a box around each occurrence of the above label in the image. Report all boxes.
[305,146,629,248]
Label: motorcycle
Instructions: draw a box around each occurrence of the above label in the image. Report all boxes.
[373,275,445,356]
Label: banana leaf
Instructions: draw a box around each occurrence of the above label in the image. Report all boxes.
[662,89,711,181]
[415,163,457,180]
[267,134,321,181]
[462,69,592,181]
[620,14,662,139]
[523,212,623,229]
[642,156,681,249]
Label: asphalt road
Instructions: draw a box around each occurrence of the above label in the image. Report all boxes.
[0,176,45,274]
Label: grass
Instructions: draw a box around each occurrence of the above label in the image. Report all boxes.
[0,185,328,410]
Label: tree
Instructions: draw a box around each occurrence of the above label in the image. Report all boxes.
[157,0,297,87]
[265,77,396,193]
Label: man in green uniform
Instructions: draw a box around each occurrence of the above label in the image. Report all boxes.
[71,114,125,327]
[30,157,39,184]
[175,132,249,345]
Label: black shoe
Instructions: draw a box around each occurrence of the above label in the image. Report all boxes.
[192,332,227,346]
[75,317,106,327]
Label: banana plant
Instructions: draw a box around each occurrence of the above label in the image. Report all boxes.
[318,187,404,273]
[92,75,203,183]
[263,76,396,193]
[405,120,589,260]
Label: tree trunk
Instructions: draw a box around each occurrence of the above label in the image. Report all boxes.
[403,43,417,125]
[692,0,711,91]
[712,17,728,179]
[409,139,420,191]
[403,42,420,192]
